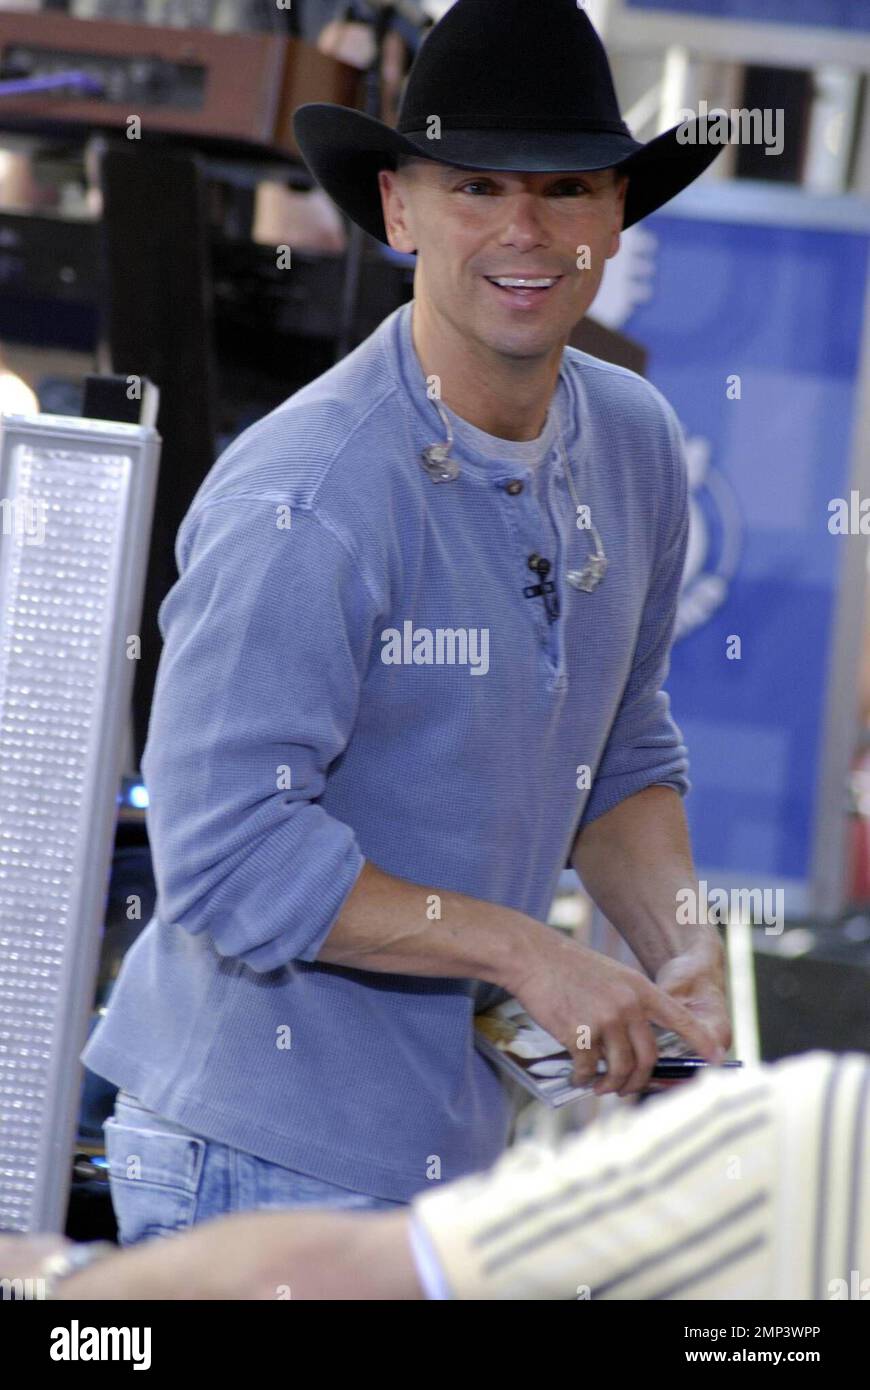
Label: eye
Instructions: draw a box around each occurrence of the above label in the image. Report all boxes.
[456,179,595,197]
[458,180,496,195]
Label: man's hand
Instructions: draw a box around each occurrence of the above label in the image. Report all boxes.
[0,1233,73,1284]
[654,926,732,1057]
[508,924,727,1097]
[563,787,735,1090]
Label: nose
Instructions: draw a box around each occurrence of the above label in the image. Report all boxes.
[496,192,549,250]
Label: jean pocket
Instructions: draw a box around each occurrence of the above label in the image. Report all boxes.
[103,1116,206,1247]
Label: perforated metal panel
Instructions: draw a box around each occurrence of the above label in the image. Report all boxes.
[0,413,159,1232]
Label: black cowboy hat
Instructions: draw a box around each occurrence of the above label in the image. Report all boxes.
[292,0,731,244]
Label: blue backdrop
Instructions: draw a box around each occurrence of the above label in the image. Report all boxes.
[622,212,870,897]
[625,0,870,30]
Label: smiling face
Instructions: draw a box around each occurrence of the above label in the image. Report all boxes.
[378,158,628,369]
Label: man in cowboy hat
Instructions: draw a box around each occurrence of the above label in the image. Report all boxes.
[83,0,732,1238]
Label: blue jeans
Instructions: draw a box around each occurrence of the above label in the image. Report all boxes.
[104,1090,407,1247]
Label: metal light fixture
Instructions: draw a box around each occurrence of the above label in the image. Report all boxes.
[0,410,159,1233]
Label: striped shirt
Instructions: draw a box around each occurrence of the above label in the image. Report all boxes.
[410,1051,870,1299]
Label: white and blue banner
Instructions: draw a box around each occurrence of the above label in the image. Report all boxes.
[624,0,870,30]
[595,202,870,906]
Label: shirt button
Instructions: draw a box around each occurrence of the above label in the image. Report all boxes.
[505,479,524,495]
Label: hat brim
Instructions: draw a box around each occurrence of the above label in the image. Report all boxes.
[292,104,730,243]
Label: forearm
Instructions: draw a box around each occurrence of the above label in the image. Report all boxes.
[316,858,546,990]
[570,785,721,976]
[59,1210,422,1301]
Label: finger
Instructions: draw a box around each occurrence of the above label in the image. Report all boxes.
[616,1020,660,1096]
[570,1038,602,1089]
[644,984,726,1061]
[593,1026,637,1096]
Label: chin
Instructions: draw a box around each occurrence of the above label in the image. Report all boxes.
[479,323,566,361]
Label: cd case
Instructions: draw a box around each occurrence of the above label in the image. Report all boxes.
[474,996,741,1108]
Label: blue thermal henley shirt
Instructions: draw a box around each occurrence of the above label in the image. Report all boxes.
[83,299,691,1200]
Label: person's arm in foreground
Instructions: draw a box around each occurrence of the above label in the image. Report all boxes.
[0,1211,421,1301]
[6,1051,862,1300]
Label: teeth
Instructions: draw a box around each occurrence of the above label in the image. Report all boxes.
[490,277,557,288]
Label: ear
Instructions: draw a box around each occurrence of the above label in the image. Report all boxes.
[377,167,418,256]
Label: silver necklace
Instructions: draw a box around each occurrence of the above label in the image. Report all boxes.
[420,400,608,593]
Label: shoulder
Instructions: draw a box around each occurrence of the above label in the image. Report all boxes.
[174,327,415,598]
[190,339,401,514]
[176,322,408,557]
[562,347,688,528]
[563,346,685,450]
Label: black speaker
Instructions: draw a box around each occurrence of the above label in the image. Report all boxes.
[754,917,870,1060]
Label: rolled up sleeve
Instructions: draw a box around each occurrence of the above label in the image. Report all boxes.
[577,409,690,833]
[141,496,380,970]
